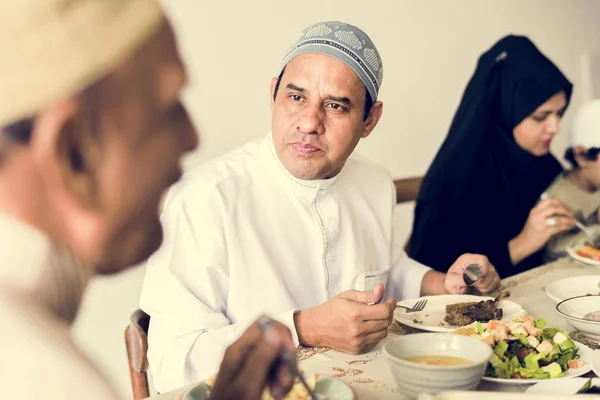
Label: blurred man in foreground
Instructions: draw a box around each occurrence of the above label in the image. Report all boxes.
[0,1,295,399]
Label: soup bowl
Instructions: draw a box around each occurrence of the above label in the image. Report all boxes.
[556,295,600,341]
[383,333,493,399]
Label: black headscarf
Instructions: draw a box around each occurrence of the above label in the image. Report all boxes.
[409,35,573,278]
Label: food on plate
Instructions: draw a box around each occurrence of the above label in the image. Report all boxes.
[583,311,600,322]
[578,378,600,393]
[453,315,583,379]
[445,299,503,326]
[406,355,472,366]
[576,245,600,261]
[452,326,478,336]
[206,372,326,400]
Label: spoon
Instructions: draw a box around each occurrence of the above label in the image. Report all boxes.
[463,264,483,286]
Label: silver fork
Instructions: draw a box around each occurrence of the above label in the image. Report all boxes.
[540,192,600,248]
[396,299,428,313]
[574,220,600,249]
[258,316,320,400]
[280,351,319,400]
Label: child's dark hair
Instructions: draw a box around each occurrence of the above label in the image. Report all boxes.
[564,147,600,168]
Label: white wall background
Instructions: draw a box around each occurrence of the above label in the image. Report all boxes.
[72,1,600,398]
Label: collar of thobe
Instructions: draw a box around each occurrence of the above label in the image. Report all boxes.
[265,132,341,198]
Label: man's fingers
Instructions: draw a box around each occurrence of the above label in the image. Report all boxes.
[218,317,294,387]
[451,254,499,294]
[475,273,494,291]
[361,318,393,334]
[470,258,500,293]
[370,283,385,304]
[475,271,501,293]
[270,360,295,400]
[339,289,370,303]
[475,263,495,287]
[223,320,261,358]
[356,298,396,321]
[217,321,262,383]
[340,284,385,304]
[263,319,296,352]
[361,328,389,351]
[235,332,285,398]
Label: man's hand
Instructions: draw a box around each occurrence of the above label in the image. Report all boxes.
[210,316,296,400]
[445,254,501,294]
[294,284,396,354]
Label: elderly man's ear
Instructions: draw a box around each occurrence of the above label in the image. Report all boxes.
[31,98,105,253]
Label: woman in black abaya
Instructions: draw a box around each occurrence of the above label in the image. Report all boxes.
[409,35,576,278]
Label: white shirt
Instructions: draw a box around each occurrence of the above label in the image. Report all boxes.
[140,134,430,393]
[0,213,116,400]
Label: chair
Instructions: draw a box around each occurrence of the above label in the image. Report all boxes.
[125,309,151,400]
[393,176,423,204]
[393,176,423,252]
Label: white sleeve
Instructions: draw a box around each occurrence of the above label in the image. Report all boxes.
[139,187,297,393]
[385,179,431,300]
[386,249,431,300]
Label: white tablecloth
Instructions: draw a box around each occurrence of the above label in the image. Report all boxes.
[147,257,600,399]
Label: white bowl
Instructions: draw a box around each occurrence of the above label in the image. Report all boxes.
[181,373,356,400]
[383,333,493,399]
[556,295,600,341]
[545,275,600,303]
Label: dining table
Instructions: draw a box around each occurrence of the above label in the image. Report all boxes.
[146,256,600,400]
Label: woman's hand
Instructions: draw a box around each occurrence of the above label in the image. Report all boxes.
[509,198,576,264]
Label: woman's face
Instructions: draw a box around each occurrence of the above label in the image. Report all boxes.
[513,91,567,156]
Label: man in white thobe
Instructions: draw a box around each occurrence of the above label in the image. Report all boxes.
[140,21,501,392]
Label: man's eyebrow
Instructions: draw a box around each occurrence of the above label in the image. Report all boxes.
[285,83,353,107]
[286,83,305,92]
[326,95,352,105]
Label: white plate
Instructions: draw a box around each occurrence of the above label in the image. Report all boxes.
[481,341,593,385]
[394,294,526,332]
[566,247,600,266]
[566,232,600,266]
[545,275,600,303]
[525,377,600,394]
[181,372,356,400]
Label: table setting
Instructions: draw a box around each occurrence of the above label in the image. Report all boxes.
[148,248,600,400]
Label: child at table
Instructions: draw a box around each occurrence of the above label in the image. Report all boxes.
[545,100,600,261]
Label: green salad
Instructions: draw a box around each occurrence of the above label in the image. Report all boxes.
[458,315,584,380]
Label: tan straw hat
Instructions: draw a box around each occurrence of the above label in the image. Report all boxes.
[0,0,164,127]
